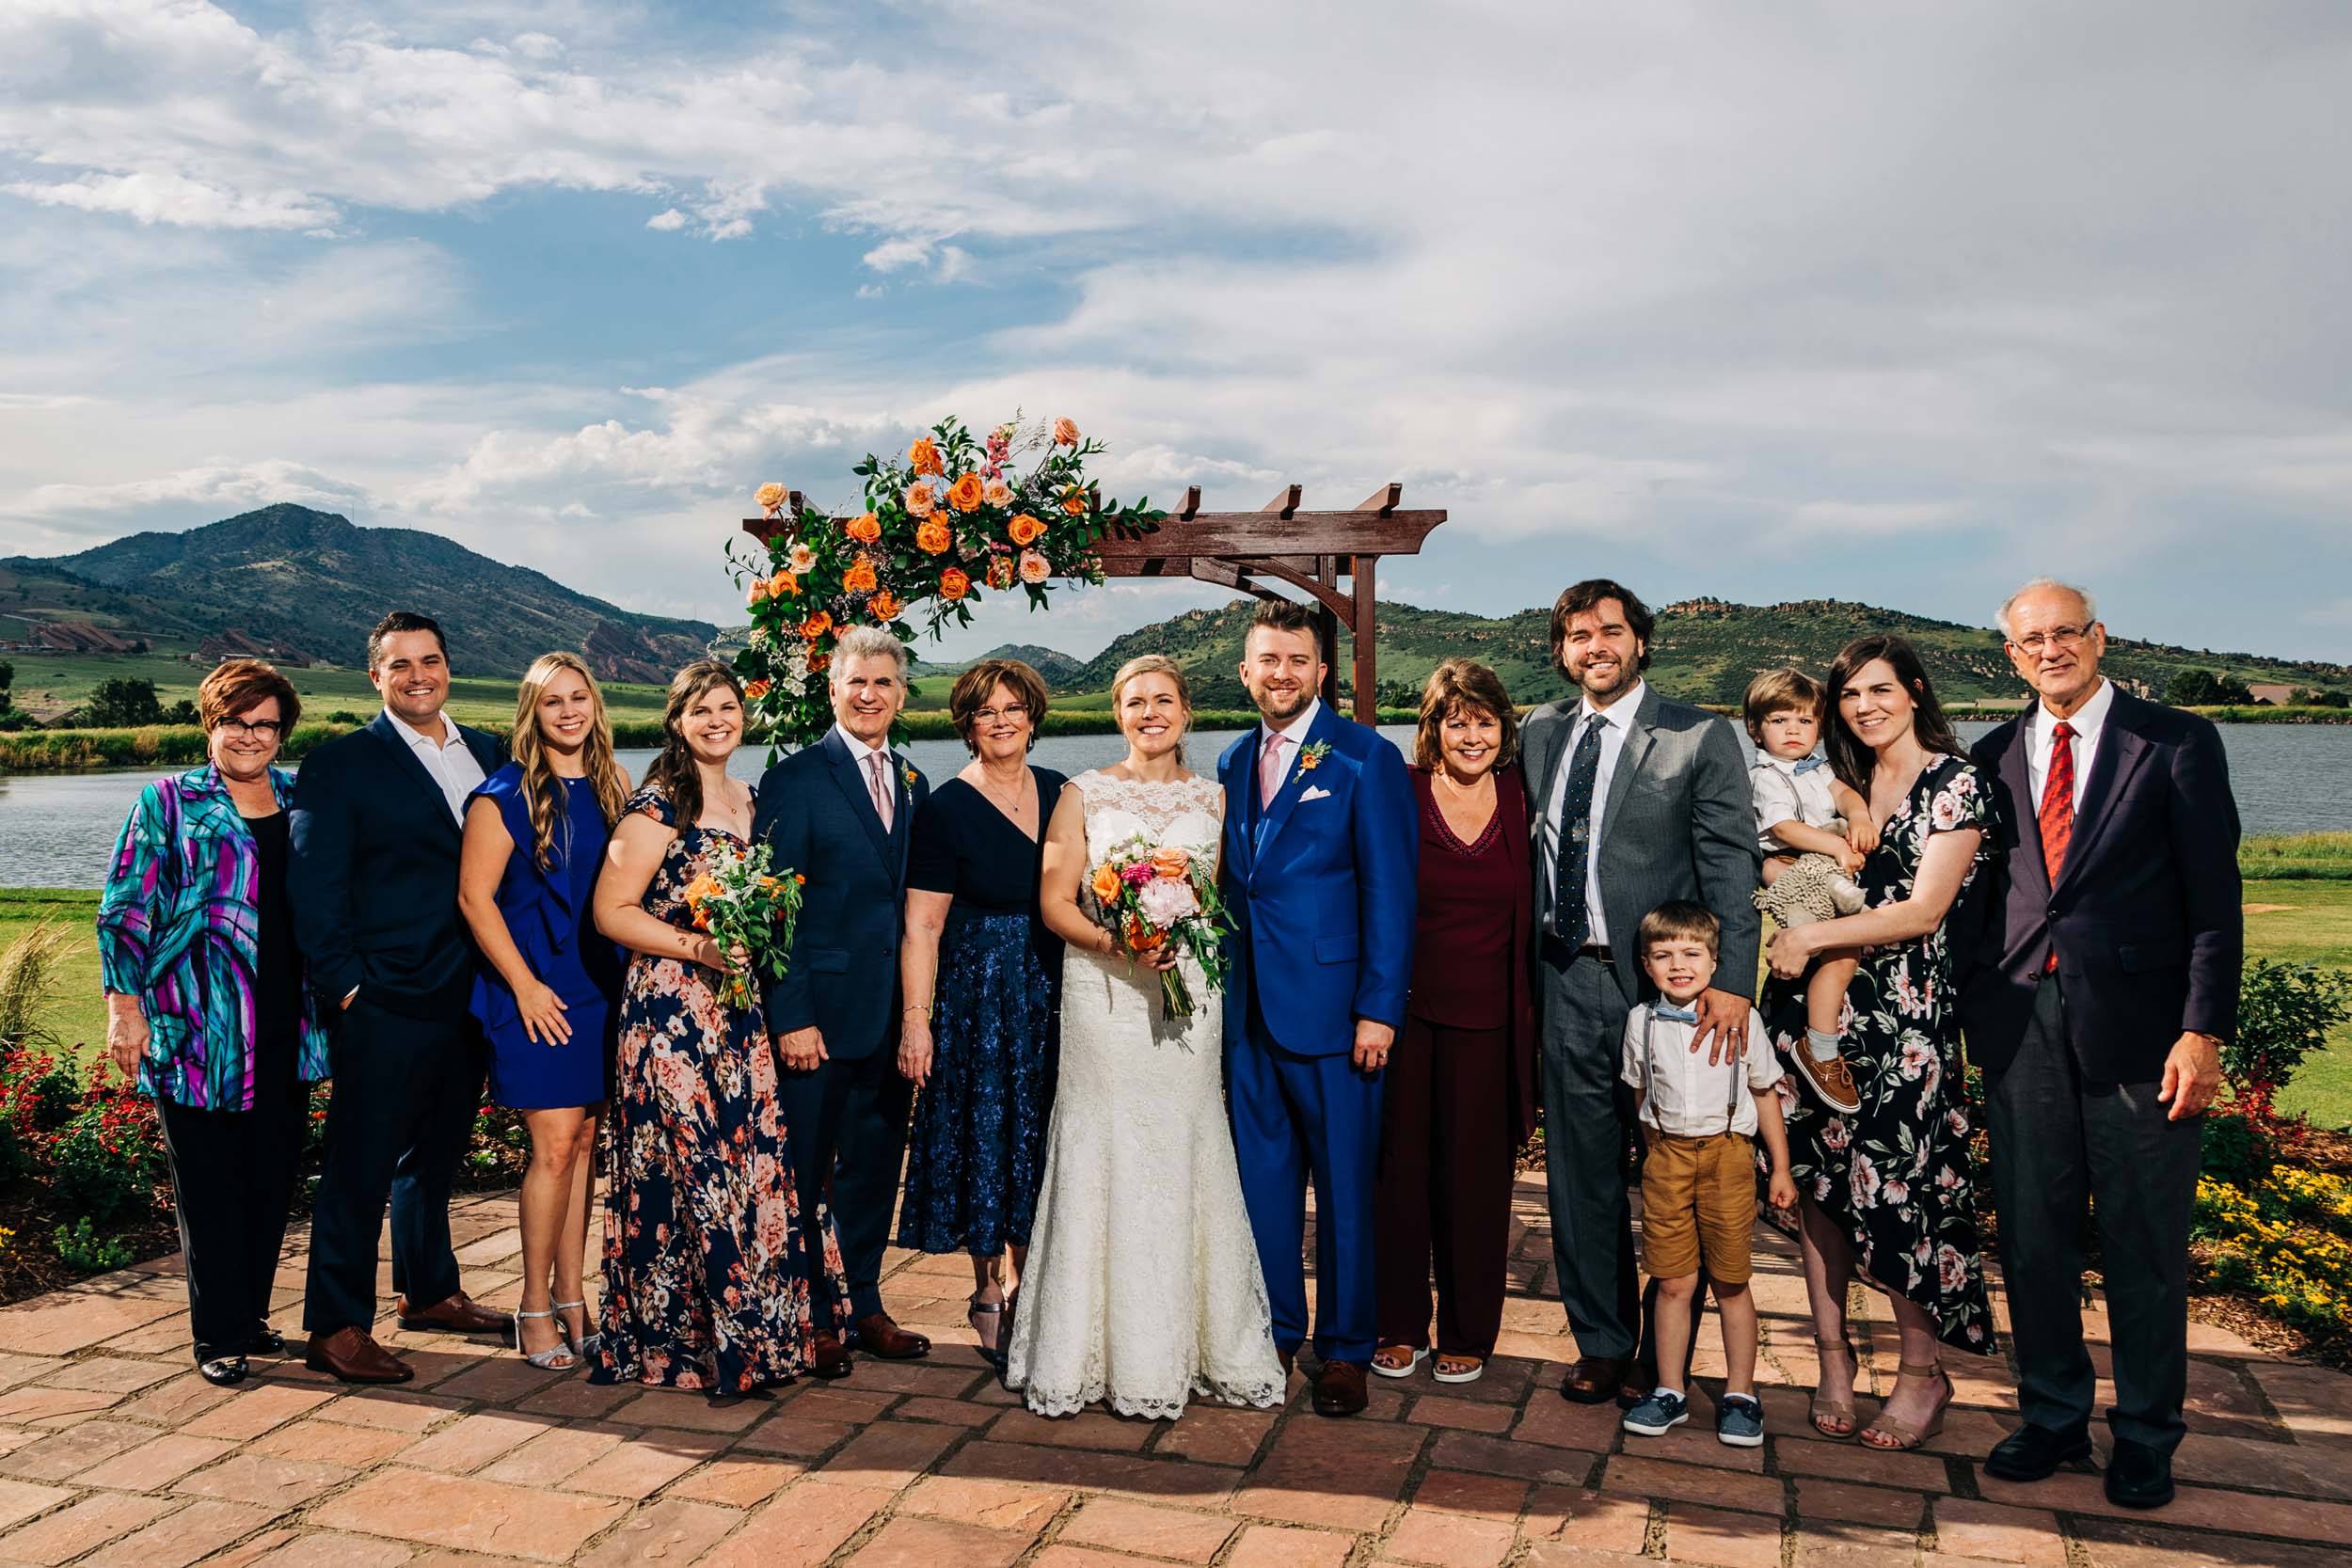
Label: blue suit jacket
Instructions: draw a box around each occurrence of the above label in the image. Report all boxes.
[752,728,928,1060]
[289,710,505,1020]
[1218,705,1419,1055]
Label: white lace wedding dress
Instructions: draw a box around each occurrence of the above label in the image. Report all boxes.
[1003,769,1285,1420]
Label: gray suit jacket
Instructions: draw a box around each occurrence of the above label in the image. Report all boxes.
[1520,685,1762,1003]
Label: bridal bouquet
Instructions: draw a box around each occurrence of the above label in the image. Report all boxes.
[680,840,805,1010]
[1086,835,1232,1021]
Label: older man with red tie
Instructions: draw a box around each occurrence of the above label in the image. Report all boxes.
[1960,578,2241,1512]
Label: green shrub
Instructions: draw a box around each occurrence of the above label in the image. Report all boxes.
[2229,960,2352,1103]
[52,1217,135,1273]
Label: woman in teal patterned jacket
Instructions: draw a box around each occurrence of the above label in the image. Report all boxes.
[98,659,330,1387]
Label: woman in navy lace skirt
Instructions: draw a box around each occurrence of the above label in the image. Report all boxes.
[897,658,1065,1367]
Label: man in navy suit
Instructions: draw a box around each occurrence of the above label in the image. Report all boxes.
[755,625,932,1377]
[1962,578,2240,1511]
[1219,599,1418,1418]
[290,611,511,1383]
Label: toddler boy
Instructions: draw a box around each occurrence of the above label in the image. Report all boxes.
[1620,901,1795,1448]
[1744,669,1873,1114]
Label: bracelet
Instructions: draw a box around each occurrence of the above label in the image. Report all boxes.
[904,1002,932,1018]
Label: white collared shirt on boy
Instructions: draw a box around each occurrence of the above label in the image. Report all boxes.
[1750,750,1839,854]
[1620,998,1782,1138]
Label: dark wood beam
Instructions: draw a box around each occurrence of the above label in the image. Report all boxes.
[1091,509,1443,562]
[1351,554,1378,723]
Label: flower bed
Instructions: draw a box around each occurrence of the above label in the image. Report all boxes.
[2196,1163,2352,1342]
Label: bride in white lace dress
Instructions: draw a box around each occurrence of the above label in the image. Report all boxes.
[1005,656,1285,1420]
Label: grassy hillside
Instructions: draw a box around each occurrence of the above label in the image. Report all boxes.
[3,653,674,730]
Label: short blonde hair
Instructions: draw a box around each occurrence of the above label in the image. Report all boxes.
[1413,658,1518,771]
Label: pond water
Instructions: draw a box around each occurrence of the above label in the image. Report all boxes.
[5,721,2348,892]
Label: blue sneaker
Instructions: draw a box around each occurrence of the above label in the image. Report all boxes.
[1717,1392,1765,1448]
[1622,1389,1689,1436]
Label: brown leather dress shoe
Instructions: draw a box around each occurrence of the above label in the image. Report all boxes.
[1278,1346,1296,1378]
[1559,1354,1632,1404]
[809,1330,853,1380]
[1311,1359,1369,1418]
[853,1312,930,1360]
[396,1291,511,1338]
[305,1325,415,1385]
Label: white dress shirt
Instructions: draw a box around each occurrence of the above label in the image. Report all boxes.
[1540,680,1645,946]
[1257,697,1323,799]
[1620,1000,1781,1137]
[389,709,485,823]
[1751,753,1840,854]
[833,723,898,821]
[2023,677,2114,812]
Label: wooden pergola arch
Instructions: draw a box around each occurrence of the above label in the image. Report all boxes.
[742,483,1446,722]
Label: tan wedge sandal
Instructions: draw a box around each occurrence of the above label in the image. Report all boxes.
[1810,1337,1859,1439]
[1859,1359,1949,1450]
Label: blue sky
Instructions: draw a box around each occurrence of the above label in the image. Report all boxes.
[3,1,2350,666]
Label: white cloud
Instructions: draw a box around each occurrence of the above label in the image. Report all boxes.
[3,2,2351,660]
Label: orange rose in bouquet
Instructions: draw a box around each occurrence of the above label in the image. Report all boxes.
[847,511,882,544]
[946,472,984,514]
[915,518,952,555]
[985,555,1016,590]
[1062,487,1089,516]
[768,570,800,598]
[1008,512,1045,546]
[800,610,833,640]
[908,436,944,476]
[843,555,879,594]
[939,566,971,600]
[904,482,937,516]
[1053,418,1080,447]
[869,590,901,622]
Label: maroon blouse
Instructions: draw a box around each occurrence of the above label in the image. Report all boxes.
[1406,767,1538,1140]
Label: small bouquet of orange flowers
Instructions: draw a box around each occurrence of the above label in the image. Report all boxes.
[680,840,805,1010]
[1086,833,1232,1021]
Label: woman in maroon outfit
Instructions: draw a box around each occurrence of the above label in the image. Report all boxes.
[1372,658,1536,1385]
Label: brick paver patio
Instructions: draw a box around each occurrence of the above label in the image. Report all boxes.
[1,1175,2346,1567]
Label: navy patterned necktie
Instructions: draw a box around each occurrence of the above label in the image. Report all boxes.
[1549,715,1606,942]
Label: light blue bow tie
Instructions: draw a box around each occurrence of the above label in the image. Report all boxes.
[1792,756,1826,775]
[1653,1003,1699,1024]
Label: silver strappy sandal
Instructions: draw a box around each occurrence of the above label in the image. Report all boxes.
[514,1308,578,1371]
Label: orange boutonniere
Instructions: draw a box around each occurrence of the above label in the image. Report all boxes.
[1297,739,1331,772]
[902,762,919,790]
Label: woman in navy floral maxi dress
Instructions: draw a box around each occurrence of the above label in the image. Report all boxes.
[1762,637,1996,1452]
[587,662,847,1395]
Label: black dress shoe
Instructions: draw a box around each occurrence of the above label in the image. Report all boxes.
[1984,1422,2094,1481]
[1559,1354,1631,1405]
[2104,1437,2175,1510]
[247,1326,287,1356]
[199,1355,249,1386]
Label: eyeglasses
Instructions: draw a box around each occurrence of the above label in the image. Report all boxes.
[974,704,1030,724]
[217,718,283,738]
[2010,626,2090,657]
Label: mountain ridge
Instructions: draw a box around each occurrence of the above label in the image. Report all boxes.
[3,504,719,682]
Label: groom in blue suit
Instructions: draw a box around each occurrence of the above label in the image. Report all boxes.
[1219,599,1418,1418]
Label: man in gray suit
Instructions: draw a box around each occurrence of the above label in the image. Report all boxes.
[1521,579,1761,1404]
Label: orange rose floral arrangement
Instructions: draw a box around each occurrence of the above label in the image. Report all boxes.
[728,414,1166,751]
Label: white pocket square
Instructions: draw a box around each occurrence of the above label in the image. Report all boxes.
[1300,785,1333,801]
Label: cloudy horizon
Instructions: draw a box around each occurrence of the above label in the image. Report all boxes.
[5,1,2349,664]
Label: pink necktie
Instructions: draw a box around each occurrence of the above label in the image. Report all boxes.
[866,752,894,831]
[1259,732,1288,811]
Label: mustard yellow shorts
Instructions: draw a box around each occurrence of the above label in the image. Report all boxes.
[1640,1131,1757,1284]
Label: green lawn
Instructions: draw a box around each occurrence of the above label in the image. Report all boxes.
[0,889,103,1056]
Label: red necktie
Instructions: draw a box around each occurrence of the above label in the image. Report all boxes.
[2039,721,2075,971]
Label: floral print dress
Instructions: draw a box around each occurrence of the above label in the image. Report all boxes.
[594,784,849,1391]
[1767,754,1998,1355]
